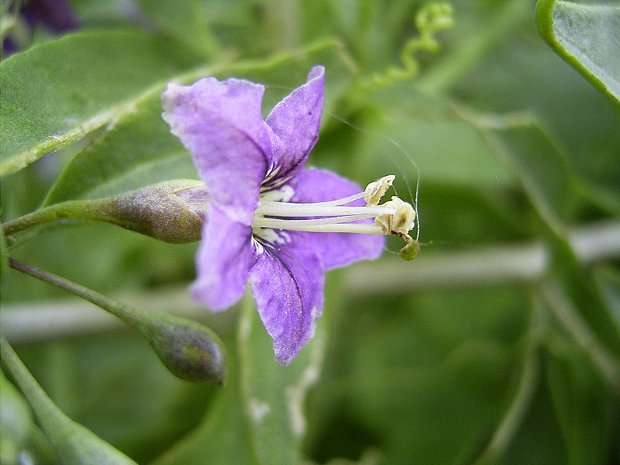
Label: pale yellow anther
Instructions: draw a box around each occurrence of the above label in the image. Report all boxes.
[375,196,416,237]
[364,175,395,206]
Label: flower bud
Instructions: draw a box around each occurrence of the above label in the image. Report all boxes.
[129,311,228,384]
[109,180,209,243]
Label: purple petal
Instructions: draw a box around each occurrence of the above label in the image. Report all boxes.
[22,0,80,32]
[162,78,272,225]
[288,168,385,270]
[191,206,255,310]
[265,66,324,184]
[249,244,324,365]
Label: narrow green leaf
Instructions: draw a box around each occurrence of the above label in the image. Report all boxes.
[595,267,620,330]
[536,0,620,104]
[0,30,200,177]
[0,337,138,465]
[0,372,34,463]
[43,97,196,205]
[481,119,620,364]
[0,221,7,283]
[546,338,617,465]
[43,38,356,205]
[149,362,258,465]
[237,296,325,465]
[151,295,326,465]
[483,122,573,234]
[350,86,513,188]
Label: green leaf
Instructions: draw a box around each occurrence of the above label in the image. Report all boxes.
[152,296,326,465]
[150,366,256,465]
[481,121,574,234]
[0,30,201,177]
[236,296,325,465]
[44,38,356,205]
[481,119,620,363]
[43,97,196,205]
[0,221,7,284]
[546,339,617,465]
[310,288,525,464]
[350,85,513,188]
[136,0,219,57]
[536,0,620,104]
[0,372,34,462]
[1,337,139,465]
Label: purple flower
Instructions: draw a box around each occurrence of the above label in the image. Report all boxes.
[162,66,415,364]
[3,0,79,56]
[21,0,80,33]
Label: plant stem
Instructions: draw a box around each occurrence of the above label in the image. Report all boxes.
[2,199,117,237]
[346,220,620,295]
[8,258,139,327]
[7,258,228,383]
[0,335,140,464]
[2,221,619,342]
[0,335,66,434]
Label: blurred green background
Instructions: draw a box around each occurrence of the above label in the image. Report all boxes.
[1,0,619,464]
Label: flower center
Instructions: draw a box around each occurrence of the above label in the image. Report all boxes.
[252,175,416,246]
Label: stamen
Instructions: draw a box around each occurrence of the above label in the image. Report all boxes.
[254,220,386,235]
[375,196,415,235]
[297,191,367,207]
[254,213,380,229]
[364,175,395,206]
[255,202,394,218]
[251,174,415,243]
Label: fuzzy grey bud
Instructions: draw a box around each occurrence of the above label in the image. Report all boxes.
[109,180,209,243]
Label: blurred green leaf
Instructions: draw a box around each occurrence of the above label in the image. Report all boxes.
[136,0,219,57]
[1,337,139,465]
[481,118,620,368]
[42,98,195,205]
[307,288,527,465]
[152,297,325,465]
[0,371,34,464]
[236,297,324,465]
[0,222,7,284]
[481,121,573,233]
[536,0,620,104]
[0,30,200,177]
[349,85,513,188]
[150,363,255,465]
[595,267,620,330]
[546,337,618,465]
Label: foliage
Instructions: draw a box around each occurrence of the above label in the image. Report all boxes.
[1,0,619,464]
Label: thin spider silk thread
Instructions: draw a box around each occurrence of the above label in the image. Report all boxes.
[326,113,422,246]
[261,83,424,251]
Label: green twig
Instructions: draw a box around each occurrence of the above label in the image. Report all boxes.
[8,258,138,324]
[2,199,116,238]
[3,221,619,343]
[8,258,227,383]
